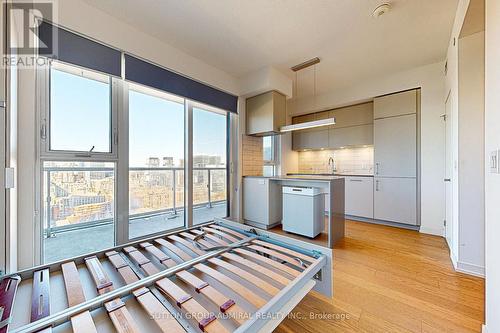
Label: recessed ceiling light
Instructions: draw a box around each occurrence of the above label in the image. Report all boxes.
[372,3,391,18]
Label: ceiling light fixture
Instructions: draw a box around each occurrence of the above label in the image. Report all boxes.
[281,57,336,133]
[372,3,391,18]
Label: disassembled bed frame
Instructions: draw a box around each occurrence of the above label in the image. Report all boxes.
[0,220,327,333]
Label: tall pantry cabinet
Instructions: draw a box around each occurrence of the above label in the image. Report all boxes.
[373,89,419,226]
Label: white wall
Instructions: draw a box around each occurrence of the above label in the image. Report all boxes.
[457,31,485,276]
[287,62,446,236]
[484,0,500,331]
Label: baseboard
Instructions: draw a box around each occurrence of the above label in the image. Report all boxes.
[419,226,444,237]
[450,250,458,270]
[482,324,487,333]
[347,216,420,231]
[456,261,485,278]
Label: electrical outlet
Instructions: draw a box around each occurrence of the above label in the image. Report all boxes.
[490,150,499,174]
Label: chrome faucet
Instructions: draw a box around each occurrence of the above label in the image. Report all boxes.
[328,156,337,174]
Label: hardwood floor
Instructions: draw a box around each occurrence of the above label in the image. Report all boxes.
[274,220,485,333]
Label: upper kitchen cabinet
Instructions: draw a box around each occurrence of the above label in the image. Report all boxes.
[246,91,286,136]
[329,102,373,128]
[329,124,373,149]
[292,102,374,150]
[374,114,417,177]
[374,89,417,119]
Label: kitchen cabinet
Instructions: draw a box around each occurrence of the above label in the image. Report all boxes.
[243,177,282,228]
[374,177,417,225]
[293,129,329,150]
[345,177,374,218]
[374,114,416,178]
[329,102,373,128]
[329,124,373,149]
[292,103,374,151]
[246,91,286,136]
[374,90,417,119]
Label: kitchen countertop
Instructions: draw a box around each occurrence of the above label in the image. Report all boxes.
[243,175,345,182]
[287,173,374,178]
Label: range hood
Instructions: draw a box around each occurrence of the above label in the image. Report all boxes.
[280,117,336,132]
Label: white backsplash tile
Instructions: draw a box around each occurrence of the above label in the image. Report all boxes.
[298,146,374,175]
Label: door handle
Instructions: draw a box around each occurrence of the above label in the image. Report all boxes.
[444,178,451,182]
[375,180,380,191]
[375,163,380,175]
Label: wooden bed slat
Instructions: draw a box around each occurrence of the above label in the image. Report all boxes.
[221,252,291,286]
[233,248,300,278]
[61,262,98,333]
[176,270,248,325]
[208,258,280,296]
[0,276,20,333]
[201,227,239,243]
[140,242,177,268]
[194,264,266,308]
[70,311,97,333]
[123,247,159,276]
[61,262,86,306]
[155,238,192,262]
[191,230,229,246]
[168,235,206,256]
[105,251,186,333]
[84,256,140,333]
[31,269,50,323]
[156,278,228,333]
[180,232,216,250]
[209,224,246,239]
[247,245,305,270]
[252,240,315,264]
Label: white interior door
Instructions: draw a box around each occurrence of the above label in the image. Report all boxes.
[444,92,453,248]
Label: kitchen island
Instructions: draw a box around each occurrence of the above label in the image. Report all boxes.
[243,175,345,248]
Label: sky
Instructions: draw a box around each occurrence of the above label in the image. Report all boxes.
[51,68,227,167]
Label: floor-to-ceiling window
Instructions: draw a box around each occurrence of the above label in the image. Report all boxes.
[128,85,185,239]
[38,58,232,263]
[192,106,228,225]
[41,62,117,263]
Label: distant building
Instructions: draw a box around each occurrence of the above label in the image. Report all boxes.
[162,157,174,167]
[147,157,160,168]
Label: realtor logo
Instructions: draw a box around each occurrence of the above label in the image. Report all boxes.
[8,1,54,55]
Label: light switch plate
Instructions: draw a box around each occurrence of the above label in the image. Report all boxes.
[490,150,499,174]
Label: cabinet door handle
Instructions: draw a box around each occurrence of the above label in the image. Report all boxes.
[375,163,380,175]
[349,179,363,182]
[375,180,380,191]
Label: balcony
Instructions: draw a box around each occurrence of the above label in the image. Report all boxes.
[43,165,227,263]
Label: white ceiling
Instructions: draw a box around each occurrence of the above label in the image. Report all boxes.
[83,0,458,95]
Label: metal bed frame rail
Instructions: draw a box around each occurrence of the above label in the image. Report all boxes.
[1,220,328,333]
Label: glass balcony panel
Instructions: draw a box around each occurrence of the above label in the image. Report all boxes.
[42,161,115,263]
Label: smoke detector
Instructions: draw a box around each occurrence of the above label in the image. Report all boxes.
[372,3,391,18]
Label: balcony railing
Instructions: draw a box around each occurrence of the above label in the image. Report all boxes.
[43,166,227,237]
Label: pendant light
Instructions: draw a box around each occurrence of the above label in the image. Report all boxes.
[280,57,336,132]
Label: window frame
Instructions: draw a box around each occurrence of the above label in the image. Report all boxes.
[39,61,119,161]
[35,61,233,264]
[263,135,280,176]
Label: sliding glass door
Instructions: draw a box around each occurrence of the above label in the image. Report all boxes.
[192,106,228,225]
[128,85,185,239]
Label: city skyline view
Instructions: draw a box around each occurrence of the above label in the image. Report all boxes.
[44,66,229,261]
